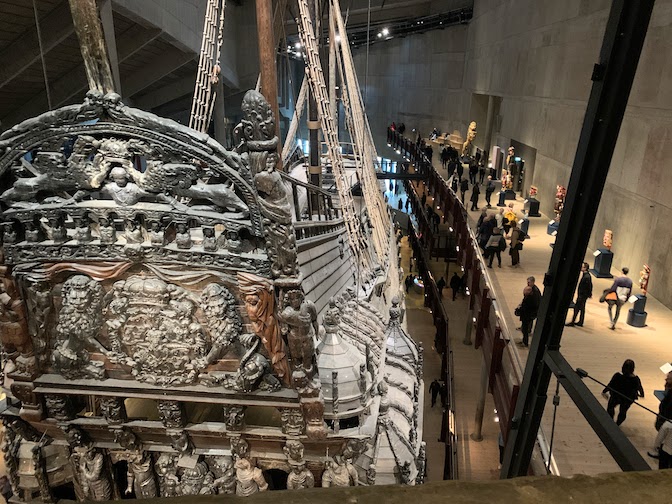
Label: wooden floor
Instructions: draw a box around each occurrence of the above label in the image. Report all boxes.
[387,154,672,477]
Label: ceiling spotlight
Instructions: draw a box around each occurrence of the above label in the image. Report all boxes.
[377,32,382,38]
[382,28,389,36]
[295,42,302,49]
[335,34,341,43]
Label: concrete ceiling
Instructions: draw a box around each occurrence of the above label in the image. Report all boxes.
[0,0,198,131]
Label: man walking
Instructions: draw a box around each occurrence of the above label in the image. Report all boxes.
[429,379,441,407]
[605,267,632,330]
[437,276,446,297]
[450,272,461,301]
[460,178,469,205]
[566,262,592,327]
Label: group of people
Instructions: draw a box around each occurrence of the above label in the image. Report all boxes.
[563,266,632,330]
[429,378,449,408]
[476,206,524,268]
[601,360,672,471]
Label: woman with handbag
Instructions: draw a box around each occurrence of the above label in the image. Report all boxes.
[485,227,505,268]
[509,222,523,267]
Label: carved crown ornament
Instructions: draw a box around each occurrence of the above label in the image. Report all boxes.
[0,90,304,392]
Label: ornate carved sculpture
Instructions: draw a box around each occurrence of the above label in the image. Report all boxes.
[237,272,290,385]
[228,333,281,392]
[175,223,192,249]
[234,458,268,496]
[181,460,214,496]
[603,229,613,250]
[202,227,218,251]
[98,216,117,244]
[52,274,107,379]
[234,90,298,278]
[124,219,144,244]
[32,441,55,503]
[639,264,651,295]
[223,405,246,431]
[554,185,566,222]
[169,430,192,455]
[148,221,165,246]
[99,397,127,424]
[207,456,236,494]
[26,280,52,367]
[416,441,427,485]
[1,419,23,497]
[155,453,180,497]
[294,369,327,440]
[200,283,241,365]
[73,215,93,243]
[230,437,250,460]
[280,408,305,436]
[279,289,319,377]
[157,401,186,429]
[287,463,315,490]
[126,451,158,499]
[112,427,140,451]
[44,394,77,421]
[398,461,411,484]
[366,463,376,485]
[321,455,358,487]
[79,446,113,501]
[283,439,305,464]
[103,276,208,385]
[461,121,477,156]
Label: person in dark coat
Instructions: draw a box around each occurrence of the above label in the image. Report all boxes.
[566,262,593,327]
[479,162,486,184]
[405,198,410,212]
[447,160,457,178]
[601,359,644,425]
[456,161,464,180]
[460,178,469,204]
[485,176,496,207]
[429,379,441,407]
[469,161,479,185]
[450,272,461,301]
[398,198,403,211]
[451,176,458,193]
[439,381,448,407]
[437,276,446,297]
[517,286,536,347]
[470,183,480,211]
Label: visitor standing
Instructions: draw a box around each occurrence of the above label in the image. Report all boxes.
[429,379,441,407]
[470,183,480,211]
[495,207,504,229]
[451,176,458,193]
[398,198,403,211]
[517,286,535,347]
[566,262,593,326]
[439,381,448,408]
[450,272,461,301]
[601,359,644,425]
[485,176,496,207]
[479,162,486,184]
[469,161,478,185]
[460,178,469,205]
[405,198,410,212]
[437,276,446,297]
[509,222,523,267]
[653,420,672,469]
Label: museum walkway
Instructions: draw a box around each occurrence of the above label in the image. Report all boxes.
[384,142,672,477]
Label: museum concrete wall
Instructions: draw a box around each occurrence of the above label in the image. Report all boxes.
[464,0,672,308]
[355,0,672,308]
[352,24,471,150]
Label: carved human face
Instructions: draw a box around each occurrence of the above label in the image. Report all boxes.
[111,169,128,187]
[151,222,160,232]
[203,227,214,238]
[177,223,187,233]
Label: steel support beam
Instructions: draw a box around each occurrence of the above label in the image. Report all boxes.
[500,0,655,478]
[543,351,650,471]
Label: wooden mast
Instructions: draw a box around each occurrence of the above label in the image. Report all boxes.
[255,0,280,138]
[67,0,115,94]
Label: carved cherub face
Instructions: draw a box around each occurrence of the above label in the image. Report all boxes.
[110,167,128,187]
[177,223,187,233]
[203,227,214,238]
[151,222,160,232]
[64,277,94,309]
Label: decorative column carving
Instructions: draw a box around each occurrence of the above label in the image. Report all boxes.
[222,405,246,431]
[280,408,305,436]
[99,396,127,425]
[157,400,186,429]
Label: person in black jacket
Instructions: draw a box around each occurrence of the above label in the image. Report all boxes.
[450,272,462,301]
[460,178,469,204]
[566,262,593,327]
[437,276,446,297]
[485,176,496,207]
[470,183,480,211]
[517,286,535,347]
[602,359,644,425]
[429,379,441,407]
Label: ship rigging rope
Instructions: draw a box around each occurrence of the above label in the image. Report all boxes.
[189,0,226,134]
[32,0,52,110]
